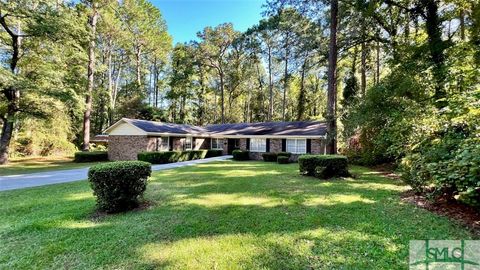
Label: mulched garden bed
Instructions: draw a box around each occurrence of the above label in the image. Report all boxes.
[400,190,480,235]
[369,164,480,235]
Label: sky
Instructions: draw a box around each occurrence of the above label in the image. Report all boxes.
[151,0,265,44]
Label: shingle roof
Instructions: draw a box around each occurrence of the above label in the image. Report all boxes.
[125,118,208,135]
[206,121,327,136]
[116,118,326,137]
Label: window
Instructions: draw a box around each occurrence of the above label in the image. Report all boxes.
[211,138,223,149]
[286,138,306,154]
[250,138,266,152]
[156,137,169,151]
[185,137,193,150]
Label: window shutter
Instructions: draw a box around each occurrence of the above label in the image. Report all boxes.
[306,139,311,153]
[266,139,270,152]
[282,139,286,152]
[169,137,174,151]
[246,138,250,150]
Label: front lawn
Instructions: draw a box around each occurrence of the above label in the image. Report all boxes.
[0,161,475,269]
[0,156,108,176]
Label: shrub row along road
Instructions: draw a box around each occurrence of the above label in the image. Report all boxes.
[0,155,232,191]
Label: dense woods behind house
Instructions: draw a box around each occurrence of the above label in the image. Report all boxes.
[0,1,479,204]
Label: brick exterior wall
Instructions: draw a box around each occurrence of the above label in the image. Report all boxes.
[108,135,156,161]
[194,137,210,150]
[270,139,282,152]
[109,135,325,161]
[239,138,248,150]
[240,138,326,161]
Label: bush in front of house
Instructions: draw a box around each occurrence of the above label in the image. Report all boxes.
[232,150,249,160]
[262,152,292,162]
[277,156,290,164]
[277,152,292,158]
[74,151,108,162]
[138,151,185,164]
[298,155,349,179]
[187,150,208,160]
[262,152,277,162]
[88,161,151,213]
[206,149,223,158]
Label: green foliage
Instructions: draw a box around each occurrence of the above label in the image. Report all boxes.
[298,155,349,179]
[88,161,151,213]
[137,150,210,164]
[277,155,290,164]
[262,152,278,162]
[263,152,292,162]
[277,152,292,158]
[74,151,108,163]
[232,150,249,160]
[206,149,223,158]
[189,150,208,160]
[0,162,473,269]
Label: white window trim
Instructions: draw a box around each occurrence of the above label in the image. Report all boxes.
[156,137,170,152]
[185,136,193,150]
[211,138,223,150]
[250,138,267,152]
[286,138,307,154]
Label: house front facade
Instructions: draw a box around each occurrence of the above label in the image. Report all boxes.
[104,118,327,161]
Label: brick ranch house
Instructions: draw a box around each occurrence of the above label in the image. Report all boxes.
[104,118,328,161]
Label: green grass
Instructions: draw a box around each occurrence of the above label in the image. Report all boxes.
[0,161,475,269]
[0,156,108,176]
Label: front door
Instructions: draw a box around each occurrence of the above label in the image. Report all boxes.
[227,139,240,154]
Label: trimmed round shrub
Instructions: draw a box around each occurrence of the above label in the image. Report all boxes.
[262,152,277,162]
[88,161,151,213]
[232,150,249,160]
[314,166,328,179]
[206,149,223,158]
[277,156,289,164]
[298,155,349,179]
[74,151,108,162]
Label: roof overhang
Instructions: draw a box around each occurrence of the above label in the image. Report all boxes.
[207,134,327,139]
[103,118,148,135]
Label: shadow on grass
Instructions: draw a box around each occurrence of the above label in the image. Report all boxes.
[0,161,474,269]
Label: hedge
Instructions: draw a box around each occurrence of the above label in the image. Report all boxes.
[232,150,249,160]
[74,151,108,162]
[277,152,292,158]
[262,152,277,162]
[88,161,151,213]
[298,154,349,179]
[262,152,292,162]
[277,156,290,164]
[137,150,210,164]
[206,149,223,158]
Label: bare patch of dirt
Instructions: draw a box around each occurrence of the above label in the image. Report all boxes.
[401,190,480,235]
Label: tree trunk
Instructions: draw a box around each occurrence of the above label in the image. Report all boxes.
[326,0,338,154]
[282,34,289,121]
[376,40,380,84]
[267,46,273,121]
[219,69,225,123]
[0,16,22,164]
[82,2,98,151]
[296,59,307,121]
[361,41,367,96]
[135,45,142,89]
[422,0,446,107]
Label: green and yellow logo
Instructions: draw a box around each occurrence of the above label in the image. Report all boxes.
[410,240,480,270]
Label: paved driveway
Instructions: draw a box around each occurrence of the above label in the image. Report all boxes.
[0,155,232,192]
